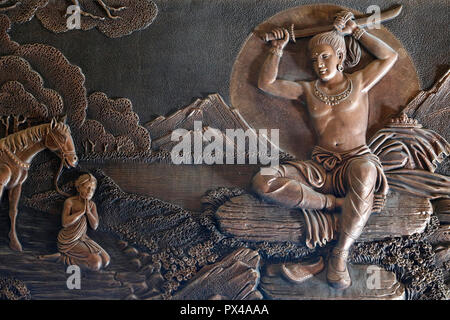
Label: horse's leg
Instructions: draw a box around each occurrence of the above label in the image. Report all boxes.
[0,165,11,245]
[8,183,22,252]
[0,164,10,198]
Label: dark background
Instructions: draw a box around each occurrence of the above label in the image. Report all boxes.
[9,0,450,123]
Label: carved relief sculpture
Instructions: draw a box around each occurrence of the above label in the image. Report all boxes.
[0,0,158,38]
[0,117,77,252]
[0,2,448,301]
[69,0,127,20]
[251,11,398,289]
[39,173,110,271]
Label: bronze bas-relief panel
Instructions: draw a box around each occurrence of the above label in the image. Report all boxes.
[0,1,448,302]
[231,4,420,160]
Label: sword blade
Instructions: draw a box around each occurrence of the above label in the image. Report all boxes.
[293,4,402,38]
[261,5,403,42]
[355,4,403,28]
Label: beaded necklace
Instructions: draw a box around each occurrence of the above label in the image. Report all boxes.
[314,76,353,106]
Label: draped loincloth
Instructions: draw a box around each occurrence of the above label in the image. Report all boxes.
[57,203,104,266]
[282,144,389,248]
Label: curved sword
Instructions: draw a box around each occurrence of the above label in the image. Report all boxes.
[260,4,403,43]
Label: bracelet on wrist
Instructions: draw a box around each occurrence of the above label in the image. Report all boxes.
[269,46,283,58]
[352,26,366,40]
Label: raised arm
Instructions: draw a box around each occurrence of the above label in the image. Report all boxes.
[356,28,398,92]
[335,14,398,92]
[258,28,304,100]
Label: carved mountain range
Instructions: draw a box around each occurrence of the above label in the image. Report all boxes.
[404,69,450,176]
[404,69,450,142]
[146,94,250,141]
[146,94,282,162]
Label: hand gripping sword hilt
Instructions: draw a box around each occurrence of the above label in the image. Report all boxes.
[260,24,296,43]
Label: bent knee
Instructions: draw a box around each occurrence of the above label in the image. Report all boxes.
[347,159,378,184]
[87,254,103,271]
[251,166,280,194]
[102,252,111,268]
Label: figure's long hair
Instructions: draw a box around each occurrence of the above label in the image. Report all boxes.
[308,30,362,68]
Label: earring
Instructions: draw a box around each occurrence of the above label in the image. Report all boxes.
[337,64,344,72]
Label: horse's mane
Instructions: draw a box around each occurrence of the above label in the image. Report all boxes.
[0,122,70,153]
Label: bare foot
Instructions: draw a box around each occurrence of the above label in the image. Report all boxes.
[37,253,61,261]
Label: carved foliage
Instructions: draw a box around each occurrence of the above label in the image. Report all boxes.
[0,0,47,24]
[352,217,449,300]
[37,0,158,38]
[0,0,158,38]
[0,276,31,300]
[86,92,150,153]
[0,14,151,157]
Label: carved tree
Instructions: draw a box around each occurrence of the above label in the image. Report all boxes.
[87,138,96,153]
[115,141,124,152]
[26,118,34,128]
[69,0,127,20]
[0,115,38,137]
[12,114,26,133]
[83,141,88,154]
[0,115,10,137]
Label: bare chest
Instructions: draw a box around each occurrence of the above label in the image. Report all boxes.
[69,200,92,214]
[303,81,369,126]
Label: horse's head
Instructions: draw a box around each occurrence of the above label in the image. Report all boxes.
[44,116,78,168]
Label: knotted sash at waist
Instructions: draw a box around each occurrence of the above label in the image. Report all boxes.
[311,145,372,171]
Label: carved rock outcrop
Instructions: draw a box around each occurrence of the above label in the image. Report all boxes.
[260,264,405,300]
[173,248,262,300]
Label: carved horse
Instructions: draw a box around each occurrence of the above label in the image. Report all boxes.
[0,117,78,251]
